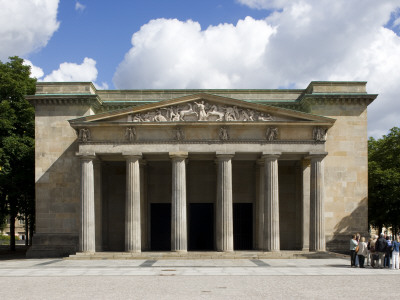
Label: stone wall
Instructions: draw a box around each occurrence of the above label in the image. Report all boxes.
[309,103,369,251]
[27,103,93,258]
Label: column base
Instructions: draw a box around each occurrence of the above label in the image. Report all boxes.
[172,250,187,253]
[125,250,141,253]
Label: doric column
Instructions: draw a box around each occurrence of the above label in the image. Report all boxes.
[301,159,311,251]
[170,152,188,252]
[80,154,96,253]
[263,154,280,252]
[256,159,265,250]
[124,154,142,252]
[216,153,234,252]
[310,154,326,251]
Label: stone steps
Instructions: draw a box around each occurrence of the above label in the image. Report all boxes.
[66,251,346,260]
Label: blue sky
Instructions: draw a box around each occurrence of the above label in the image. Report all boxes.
[1,0,400,137]
[28,0,270,87]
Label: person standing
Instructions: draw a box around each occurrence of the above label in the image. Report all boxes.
[357,237,368,268]
[370,235,378,268]
[392,236,400,270]
[366,237,372,266]
[375,233,387,268]
[384,236,392,268]
[350,234,358,267]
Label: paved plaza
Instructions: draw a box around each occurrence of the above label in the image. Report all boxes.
[1,257,400,299]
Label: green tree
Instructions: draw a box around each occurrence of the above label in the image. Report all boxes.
[368,127,400,235]
[0,56,36,250]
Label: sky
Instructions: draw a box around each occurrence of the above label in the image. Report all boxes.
[1,0,400,138]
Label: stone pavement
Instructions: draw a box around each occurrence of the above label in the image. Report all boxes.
[1,257,400,276]
[1,258,400,299]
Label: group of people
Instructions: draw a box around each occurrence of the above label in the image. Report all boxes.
[350,233,400,269]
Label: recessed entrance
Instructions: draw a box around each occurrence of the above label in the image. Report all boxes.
[233,203,253,250]
[189,203,214,250]
[150,203,171,251]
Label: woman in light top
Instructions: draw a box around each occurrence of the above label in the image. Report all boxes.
[357,237,368,268]
[392,236,400,270]
[350,234,358,267]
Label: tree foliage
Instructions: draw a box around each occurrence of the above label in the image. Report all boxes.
[368,127,400,234]
[0,56,36,250]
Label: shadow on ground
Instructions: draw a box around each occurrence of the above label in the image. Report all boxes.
[0,245,30,260]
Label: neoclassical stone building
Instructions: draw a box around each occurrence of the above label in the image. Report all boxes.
[26,81,376,257]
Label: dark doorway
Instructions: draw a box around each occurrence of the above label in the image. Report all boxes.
[150,203,171,251]
[189,203,214,250]
[233,203,253,250]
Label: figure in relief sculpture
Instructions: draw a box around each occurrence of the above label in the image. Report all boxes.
[224,106,237,121]
[167,106,180,122]
[266,127,278,141]
[219,127,229,141]
[125,127,136,142]
[258,113,273,121]
[79,128,91,142]
[154,110,167,122]
[206,105,225,121]
[129,100,279,123]
[195,101,208,121]
[179,103,198,121]
[313,127,327,141]
[174,127,185,141]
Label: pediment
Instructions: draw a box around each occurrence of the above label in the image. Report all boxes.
[69,93,335,125]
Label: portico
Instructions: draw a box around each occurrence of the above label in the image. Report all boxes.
[77,144,327,254]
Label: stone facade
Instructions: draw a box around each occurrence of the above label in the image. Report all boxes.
[26,81,377,257]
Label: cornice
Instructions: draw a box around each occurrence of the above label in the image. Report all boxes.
[26,94,103,110]
[300,94,377,107]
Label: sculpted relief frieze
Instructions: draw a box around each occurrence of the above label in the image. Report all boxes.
[127,101,274,123]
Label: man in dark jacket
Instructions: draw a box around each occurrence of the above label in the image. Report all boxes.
[375,233,387,268]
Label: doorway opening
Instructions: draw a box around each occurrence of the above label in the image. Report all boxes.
[150,203,171,251]
[189,203,214,250]
[233,203,253,250]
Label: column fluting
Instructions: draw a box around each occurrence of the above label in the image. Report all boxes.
[80,155,96,253]
[216,154,234,252]
[125,155,142,252]
[263,154,280,252]
[170,152,188,252]
[310,155,326,251]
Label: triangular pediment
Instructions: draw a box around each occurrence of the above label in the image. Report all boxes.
[69,93,335,125]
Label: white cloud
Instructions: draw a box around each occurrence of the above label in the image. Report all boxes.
[23,59,44,79]
[75,1,85,12]
[114,17,276,89]
[114,0,400,138]
[94,82,109,90]
[0,0,60,61]
[236,0,290,10]
[43,58,98,82]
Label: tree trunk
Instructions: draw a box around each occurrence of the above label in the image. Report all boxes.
[29,215,34,246]
[25,214,28,246]
[10,214,16,251]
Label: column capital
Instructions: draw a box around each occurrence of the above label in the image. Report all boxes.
[216,152,235,159]
[122,152,142,159]
[261,152,281,160]
[306,152,328,161]
[169,151,188,160]
[76,152,96,160]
